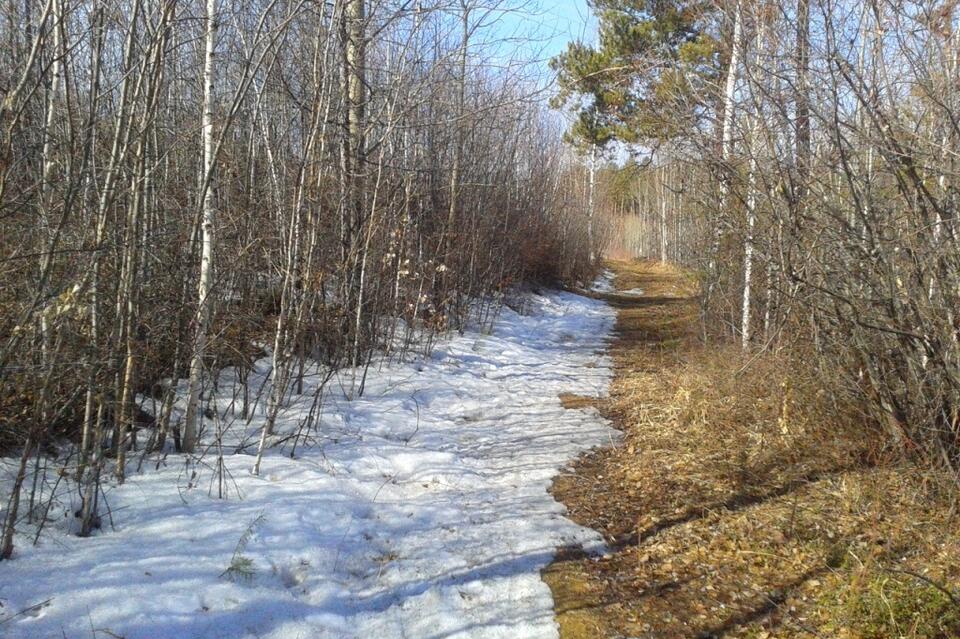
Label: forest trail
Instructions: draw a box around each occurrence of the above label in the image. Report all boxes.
[544,259,703,637]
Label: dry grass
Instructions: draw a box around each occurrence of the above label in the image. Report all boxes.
[558,393,601,410]
[544,259,960,638]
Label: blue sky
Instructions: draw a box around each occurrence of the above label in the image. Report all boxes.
[535,0,597,56]
[482,0,597,79]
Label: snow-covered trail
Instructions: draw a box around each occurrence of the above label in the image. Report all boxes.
[1,288,616,639]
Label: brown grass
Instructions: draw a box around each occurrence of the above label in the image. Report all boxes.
[544,259,960,638]
[558,393,601,410]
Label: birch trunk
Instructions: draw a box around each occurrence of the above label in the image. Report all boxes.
[588,146,596,263]
[659,164,668,263]
[708,0,742,298]
[796,0,810,195]
[445,1,468,257]
[183,0,219,453]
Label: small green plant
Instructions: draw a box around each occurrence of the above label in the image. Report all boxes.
[824,572,960,638]
[220,512,265,582]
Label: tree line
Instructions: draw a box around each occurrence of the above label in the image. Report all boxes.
[0,0,602,559]
[554,0,960,481]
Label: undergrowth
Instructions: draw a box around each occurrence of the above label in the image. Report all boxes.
[545,259,960,639]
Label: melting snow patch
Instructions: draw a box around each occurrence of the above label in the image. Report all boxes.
[0,287,616,639]
[589,269,616,293]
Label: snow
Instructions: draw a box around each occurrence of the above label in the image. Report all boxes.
[589,271,643,296]
[0,287,616,639]
[589,269,616,293]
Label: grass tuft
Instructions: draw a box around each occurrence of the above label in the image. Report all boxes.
[823,572,960,638]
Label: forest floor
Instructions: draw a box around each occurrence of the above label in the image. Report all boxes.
[544,259,960,639]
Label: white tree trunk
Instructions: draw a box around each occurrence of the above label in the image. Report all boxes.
[587,146,596,263]
[742,164,755,350]
[659,164,668,263]
[38,0,63,369]
[743,7,763,351]
[709,0,743,288]
[720,1,741,188]
[183,0,218,453]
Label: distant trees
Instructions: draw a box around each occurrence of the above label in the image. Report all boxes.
[0,0,602,559]
[556,0,960,480]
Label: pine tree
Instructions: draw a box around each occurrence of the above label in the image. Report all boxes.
[550,0,719,148]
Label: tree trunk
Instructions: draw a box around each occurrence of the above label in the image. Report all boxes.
[183,0,219,453]
[708,0,743,301]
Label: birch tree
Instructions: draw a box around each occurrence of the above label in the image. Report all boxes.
[183,0,220,454]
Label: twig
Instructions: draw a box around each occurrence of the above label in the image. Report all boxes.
[0,598,53,626]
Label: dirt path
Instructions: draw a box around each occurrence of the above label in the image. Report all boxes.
[544,259,701,638]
